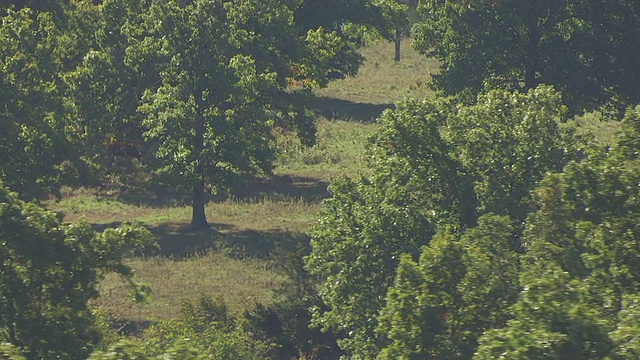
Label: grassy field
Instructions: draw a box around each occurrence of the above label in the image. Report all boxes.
[46,40,439,324]
[47,38,620,326]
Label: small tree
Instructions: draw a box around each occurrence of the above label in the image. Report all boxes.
[0,181,155,359]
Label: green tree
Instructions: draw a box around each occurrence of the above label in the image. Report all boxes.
[610,294,640,359]
[474,266,613,360]
[475,105,640,359]
[135,0,315,228]
[0,181,155,359]
[306,86,575,358]
[413,0,640,114]
[377,214,519,359]
[63,0,158,176]
[0,7,76,198]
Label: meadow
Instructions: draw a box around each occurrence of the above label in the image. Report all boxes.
[46,38,618,325]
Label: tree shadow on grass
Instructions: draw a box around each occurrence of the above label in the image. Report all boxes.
[142,222,225,258]
[111,174,329,210]
[314,96,394,122]
[215,228,311,260]
[113,182,191,209]
[136,221,310,260]
[230,175,330,203]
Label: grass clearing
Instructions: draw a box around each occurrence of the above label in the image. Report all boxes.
[316,38,439,105]
[275,118,378,180]
[94,251,288,321]
[53,39,627,328]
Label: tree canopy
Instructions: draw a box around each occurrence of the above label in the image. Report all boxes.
[413,0,640,115]
[0,181,154,359]
[308,98,640,358]
[306,85,577,357]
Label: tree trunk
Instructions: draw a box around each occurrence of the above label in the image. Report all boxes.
[191,89,208,229]
[191,177,208,229]
[524,0,540,90]
[394,27,402,61]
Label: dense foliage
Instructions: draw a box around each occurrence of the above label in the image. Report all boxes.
[3,0,640,359]
[0,181,154,359]
[413,0,640,115]
[307,99,640,358]
[306,85,577,357]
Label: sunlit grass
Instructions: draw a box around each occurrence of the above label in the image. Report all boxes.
[275,118,378,180]
[94,251,288,321]
[316,38,439,104]
[48,194,321,233]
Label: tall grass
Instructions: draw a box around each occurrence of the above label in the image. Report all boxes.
[316,38,439,104]
[275,118,377,179]
[94,251,288,321]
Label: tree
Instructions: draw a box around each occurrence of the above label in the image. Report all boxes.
[63,0,158,177]
[294,0,412,67]
[413,0,640,114]
[476,105,640,359]
[135,0,315,228]
[0,181,155,359]
[377,214,520,359]
[0,1,127,197]
[306,85,576,358]
[0,7,76,198]
[475,266,613,360]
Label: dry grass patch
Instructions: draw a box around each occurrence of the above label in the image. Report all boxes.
[95,251,287,321]
[275,118,378,179]
[316,39,439,105]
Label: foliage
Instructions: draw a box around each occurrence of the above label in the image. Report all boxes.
[63,0,156,176]
[306,85,575,357]
[0,181,155,359]
[0,7,76,198]
[243,241,344,360]
[89,338,205,360]
[413,0,640,115]
[0,343,25,360]
[141,295,273,359]
[307,175,434,357]
[377,214,519,359]
[475,105,640,359]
